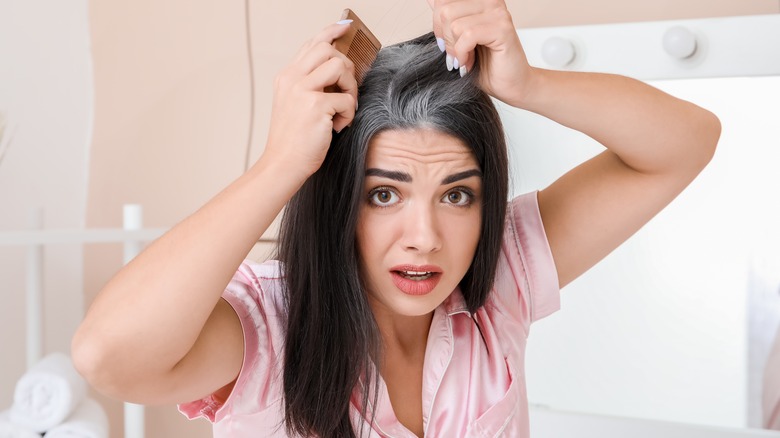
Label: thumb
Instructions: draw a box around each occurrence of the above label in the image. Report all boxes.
[429,1,446,54]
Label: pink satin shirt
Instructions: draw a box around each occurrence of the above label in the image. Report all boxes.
[179,191,561,437]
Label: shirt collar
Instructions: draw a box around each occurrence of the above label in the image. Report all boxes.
[442,287,470,316]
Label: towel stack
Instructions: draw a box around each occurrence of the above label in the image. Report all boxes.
[1,353,109,438]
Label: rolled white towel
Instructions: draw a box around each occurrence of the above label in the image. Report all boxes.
[0,410,41,438]
[43,399,108,438]
[10,353,87,433]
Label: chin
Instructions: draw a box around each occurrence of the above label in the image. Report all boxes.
[379,288,451,317]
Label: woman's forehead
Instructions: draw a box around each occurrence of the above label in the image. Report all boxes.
[366,128,476,167]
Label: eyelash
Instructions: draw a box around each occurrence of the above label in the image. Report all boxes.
[366,186,476,208]
[444,187,475,207]
[367,186,400,208]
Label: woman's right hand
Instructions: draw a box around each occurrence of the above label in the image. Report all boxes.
[262,22,358,178]
[72,24,361,408]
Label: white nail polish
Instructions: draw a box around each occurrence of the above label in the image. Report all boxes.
[446,54,453,71]
[459,65,468,77]
[436,38,446,53]
[453,57,460,70]
[336,19,353,25]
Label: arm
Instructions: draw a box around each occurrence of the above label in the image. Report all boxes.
[71,22,358,405]
[72,160,298,405]
[432,0,720,288]
[523,69,719,288]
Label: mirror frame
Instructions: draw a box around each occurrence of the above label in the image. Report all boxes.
[512,13,780,433]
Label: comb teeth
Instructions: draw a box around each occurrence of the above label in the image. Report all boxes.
[347,30,379,87]
[326,9,382,93]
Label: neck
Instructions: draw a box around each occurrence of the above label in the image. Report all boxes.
[370,301,433,359]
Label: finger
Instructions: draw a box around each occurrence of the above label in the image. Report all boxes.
[327,92,358,133]
[430,0,444,52]
[436,1,483,45]
[304,56,358,103]
[296,41,355,78]
[435,1,485,65]
[448,14,491,72]
[451,11,514,72]
[432,0,473,53]
[331,60,359,105]
[295,21,353,61]
[307,21,354,49]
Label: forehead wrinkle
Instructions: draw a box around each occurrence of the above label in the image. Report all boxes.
[365,129,479,185]
[365,151,475,178]
[368,128,474,159]
[373,150,474,169]
[367,140,475,167]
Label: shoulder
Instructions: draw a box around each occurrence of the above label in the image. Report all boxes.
[225,259,287,317]
[178,259,289,423]
[486,192,561,332]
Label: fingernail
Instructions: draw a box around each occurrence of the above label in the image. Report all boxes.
[436,37,446,53]
[459,65,468,77]
[453,57,460,70]
[336,19,353,25]
[446,54,453,71]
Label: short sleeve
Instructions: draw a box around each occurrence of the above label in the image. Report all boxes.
[178,260,286,423]
[491,191,561,334]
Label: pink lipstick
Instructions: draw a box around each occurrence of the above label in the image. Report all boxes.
[390,264,442,296]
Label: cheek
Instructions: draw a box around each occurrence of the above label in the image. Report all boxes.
[452,211,482,257]
[356,212,370,261]
[356,208,387,264]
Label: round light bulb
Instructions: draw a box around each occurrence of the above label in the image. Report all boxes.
[541,36,576,68]
[662,26,698,59]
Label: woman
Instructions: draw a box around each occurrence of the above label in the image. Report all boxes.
[71,0,721,436]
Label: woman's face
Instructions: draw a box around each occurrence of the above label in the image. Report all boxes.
[356,128,482,318]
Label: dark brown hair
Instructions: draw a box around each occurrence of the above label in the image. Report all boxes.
[277,32,509,437]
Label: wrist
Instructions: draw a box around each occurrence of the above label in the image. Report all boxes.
[505,66,547,110]
[249,152,312,195]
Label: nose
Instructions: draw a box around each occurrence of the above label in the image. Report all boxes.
[400,201,442,254]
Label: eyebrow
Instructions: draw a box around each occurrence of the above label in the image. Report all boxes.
[441,169,482,185]
[365,168,482,185]
[365,168,411,182]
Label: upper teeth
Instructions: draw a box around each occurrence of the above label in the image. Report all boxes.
[403,271,430,276]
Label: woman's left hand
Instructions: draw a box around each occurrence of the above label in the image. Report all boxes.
[428,0,536,107]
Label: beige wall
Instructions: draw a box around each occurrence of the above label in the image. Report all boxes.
[84,1,779,436]
[0,0,92,418]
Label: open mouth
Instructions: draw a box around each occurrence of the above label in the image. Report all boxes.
[396,270,435,281]
[390,267,442,296]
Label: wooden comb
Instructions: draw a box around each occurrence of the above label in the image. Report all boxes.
[326,9,381,92]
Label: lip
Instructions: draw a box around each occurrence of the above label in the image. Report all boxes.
[389,264,443,296]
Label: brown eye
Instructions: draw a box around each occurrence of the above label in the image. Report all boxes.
[368,188,400,207]
[443,189,472,206]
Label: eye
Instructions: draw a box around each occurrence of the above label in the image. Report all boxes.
[368,187,400,207]
[442,188,473,207]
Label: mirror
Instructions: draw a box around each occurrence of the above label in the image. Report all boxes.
[500,15,780,430]
[3,4,779,436]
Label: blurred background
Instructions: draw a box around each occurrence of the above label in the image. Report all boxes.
[1,0,779,436]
